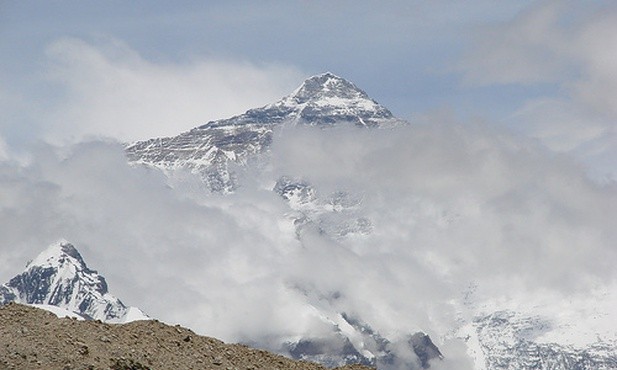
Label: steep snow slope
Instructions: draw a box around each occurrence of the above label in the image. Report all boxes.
[452,284,617,370]
[456,311,616,370]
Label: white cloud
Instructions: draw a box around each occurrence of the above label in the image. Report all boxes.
[271,124,617,293]
[458,1,570,86]
[42,37,304,144]
[0,141,302,339]
[0,136,8,161]
[458,1,617,179]
[507,98,607,152]
[0,117,615,367]
[571,10,617,121]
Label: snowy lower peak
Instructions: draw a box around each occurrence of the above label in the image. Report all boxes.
[0,240,148,323]
[125,72,405,193]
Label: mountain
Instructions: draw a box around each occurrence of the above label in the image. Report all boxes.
[125,72,405,193]
[123,73,616,369]
[126,73,393,243]
[0,240,147,323]
[126,73,444,369]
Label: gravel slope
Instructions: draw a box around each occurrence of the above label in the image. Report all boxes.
[0,303,372,370]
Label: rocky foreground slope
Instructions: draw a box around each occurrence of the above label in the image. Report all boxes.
[0,303,372,370]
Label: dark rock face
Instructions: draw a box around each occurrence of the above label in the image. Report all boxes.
[8,266,61,304]
[409,333,443,368]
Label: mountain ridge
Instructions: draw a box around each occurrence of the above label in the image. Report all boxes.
[125,72,405,193]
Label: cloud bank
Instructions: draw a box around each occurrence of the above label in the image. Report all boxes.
[272,124,616,291]
[0,116,614,368]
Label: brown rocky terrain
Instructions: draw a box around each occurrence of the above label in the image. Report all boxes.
[0,303,373,370]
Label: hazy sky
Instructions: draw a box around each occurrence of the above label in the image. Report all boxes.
[1,0,615,179]
[0,2,616,368]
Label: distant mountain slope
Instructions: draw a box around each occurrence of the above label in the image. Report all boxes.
[457,310,617,370]
[0,240,147,323]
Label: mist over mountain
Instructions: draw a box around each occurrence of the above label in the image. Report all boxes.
[0,73,615,369]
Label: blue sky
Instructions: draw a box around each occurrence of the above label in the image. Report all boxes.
[0,1,532,117]
[0,0,615,179]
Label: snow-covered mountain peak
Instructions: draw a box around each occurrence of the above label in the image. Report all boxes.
[0,240,148,323]
[268,72,395,127]
[287,72,371,104]
[27,239,85,270]
[126,73,406,192]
